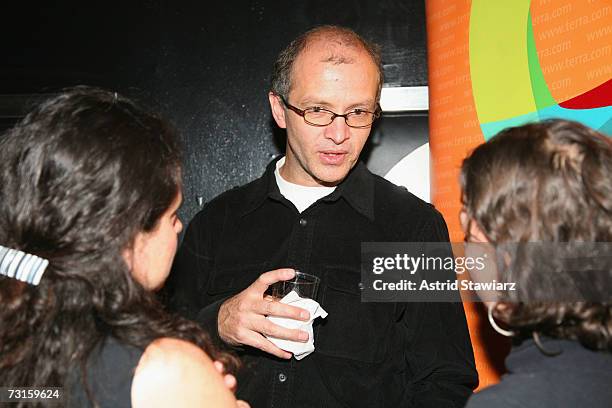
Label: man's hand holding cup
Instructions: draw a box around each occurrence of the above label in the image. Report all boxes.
[217,268,311,358]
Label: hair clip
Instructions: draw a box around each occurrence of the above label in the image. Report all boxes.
[0,245,49,286]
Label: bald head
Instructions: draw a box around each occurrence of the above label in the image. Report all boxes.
[271,25,384,102]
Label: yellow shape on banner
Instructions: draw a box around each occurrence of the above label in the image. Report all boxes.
[469,0,536,123]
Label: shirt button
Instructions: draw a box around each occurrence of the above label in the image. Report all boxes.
[278,373,287,382]
[299,218,307,226]
[358,282,364,290]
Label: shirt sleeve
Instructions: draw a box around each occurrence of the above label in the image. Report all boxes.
[401,211,479,407]
[163,208,226,345]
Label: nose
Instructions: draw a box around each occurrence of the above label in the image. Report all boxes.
[324,116,351,145]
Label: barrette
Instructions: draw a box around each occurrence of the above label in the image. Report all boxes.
[0,245,49,286]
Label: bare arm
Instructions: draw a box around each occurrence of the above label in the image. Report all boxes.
[131,337,249,408]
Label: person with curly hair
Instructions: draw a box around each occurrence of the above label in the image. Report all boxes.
[0,87,249,407]
[460,119,612,408]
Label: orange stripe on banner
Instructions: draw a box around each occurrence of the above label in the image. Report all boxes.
[531,0,612,103]
[426,0,510,392]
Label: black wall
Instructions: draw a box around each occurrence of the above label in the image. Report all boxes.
[1,0,428,223]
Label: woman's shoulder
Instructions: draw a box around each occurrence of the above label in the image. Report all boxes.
[466,342,612,408]
[67,337,144,408]
[131,337,237,408]
[137,337,211,367]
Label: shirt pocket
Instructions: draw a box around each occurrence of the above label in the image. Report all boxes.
[315,266,395,363]
[206,262,268,297]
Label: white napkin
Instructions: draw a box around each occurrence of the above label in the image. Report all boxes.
[265,291,328,360]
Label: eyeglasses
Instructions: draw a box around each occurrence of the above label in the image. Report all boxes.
[278,95,381,129]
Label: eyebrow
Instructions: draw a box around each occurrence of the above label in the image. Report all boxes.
[346,101,376,110]
[298,99,332,108]
[298,99,376,111]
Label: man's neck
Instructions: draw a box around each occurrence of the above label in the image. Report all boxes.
[279,157,341,188]
[274,157,336,213]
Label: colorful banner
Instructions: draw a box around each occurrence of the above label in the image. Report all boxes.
[426,0,612,390]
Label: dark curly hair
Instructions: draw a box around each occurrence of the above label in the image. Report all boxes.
[0,87,238,405]
[460,119,612,351]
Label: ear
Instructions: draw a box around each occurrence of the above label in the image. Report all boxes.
[470,222,490,243]
[268,92,287,129]
[123,233,144,277]
[122,246,135,271]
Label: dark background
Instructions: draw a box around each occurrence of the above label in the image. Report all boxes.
[0,0,429,223]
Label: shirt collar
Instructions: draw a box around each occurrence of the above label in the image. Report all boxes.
[241,157,375,220]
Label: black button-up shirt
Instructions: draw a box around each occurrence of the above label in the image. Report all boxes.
[167,159,478,408]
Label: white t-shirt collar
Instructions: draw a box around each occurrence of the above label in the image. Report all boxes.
[274,156,336,213]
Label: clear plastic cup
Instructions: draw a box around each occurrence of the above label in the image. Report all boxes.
[269,270,320,300]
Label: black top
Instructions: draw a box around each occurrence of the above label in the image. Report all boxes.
[167,159,478,408]
[68,337,143,408]
[466,338,612,408]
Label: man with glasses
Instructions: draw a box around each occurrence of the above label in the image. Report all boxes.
[169,25,477,407]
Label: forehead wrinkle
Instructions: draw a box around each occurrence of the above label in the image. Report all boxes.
[320,53,355,65]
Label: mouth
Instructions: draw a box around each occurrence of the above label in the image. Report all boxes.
[318,151,348,165]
